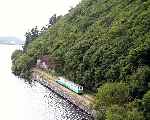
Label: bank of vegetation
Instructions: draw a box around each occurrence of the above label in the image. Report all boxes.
[11,0,150,119]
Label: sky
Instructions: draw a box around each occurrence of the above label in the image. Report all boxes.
[0,0,81,40]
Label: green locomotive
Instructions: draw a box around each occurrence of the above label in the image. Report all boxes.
[56,77,83,94]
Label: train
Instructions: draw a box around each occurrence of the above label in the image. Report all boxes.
[56,77,83,94]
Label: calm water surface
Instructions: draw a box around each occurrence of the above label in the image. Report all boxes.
[0,45,93,120]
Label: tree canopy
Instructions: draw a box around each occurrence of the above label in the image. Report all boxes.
[11,0,150,119]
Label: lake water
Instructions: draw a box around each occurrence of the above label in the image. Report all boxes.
[0,45,93,120]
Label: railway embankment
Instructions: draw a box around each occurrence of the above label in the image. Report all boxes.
[32,68,96,119]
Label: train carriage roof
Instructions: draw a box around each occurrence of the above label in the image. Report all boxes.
[58,77,83,88]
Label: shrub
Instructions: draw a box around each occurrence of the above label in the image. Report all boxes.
[106,105,144,120]
[142,90,150,119]
[95,82,130,109]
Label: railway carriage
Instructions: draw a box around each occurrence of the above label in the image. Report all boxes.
[56,77,83,94]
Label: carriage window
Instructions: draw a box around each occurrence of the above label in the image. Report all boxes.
[79,87,82,90]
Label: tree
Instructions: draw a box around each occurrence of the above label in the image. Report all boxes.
[48,14,57,27]
[142,90,150,119]
[11,0,150,119]
[106,105,144,120]
[23,26,39,52]
[95,82,130,109]
[11,50,22,61]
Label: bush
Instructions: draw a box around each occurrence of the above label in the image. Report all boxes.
[128,66,150,98]
[11,50,22,61]
[106,105,127,120]
[142,90,150,119]
[11,54,35,79]
[106,105,144,120]
[95,82,130,109]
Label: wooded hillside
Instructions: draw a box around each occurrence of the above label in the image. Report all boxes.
[12,0,150,119]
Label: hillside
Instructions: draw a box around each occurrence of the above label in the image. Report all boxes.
[11,0,150,119]
[0,36,24,45]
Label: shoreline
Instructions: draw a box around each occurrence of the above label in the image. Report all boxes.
[36,79,94,119]
[32,68,97,119]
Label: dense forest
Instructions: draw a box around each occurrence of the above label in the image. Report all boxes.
[11,0,150,119]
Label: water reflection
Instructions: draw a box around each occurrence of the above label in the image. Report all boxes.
[0,45,93,120]
[30,81,93,120]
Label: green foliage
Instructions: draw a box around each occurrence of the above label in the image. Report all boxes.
[48,14,57,27]
[12,0,150,90]
[11,0,150,119]
[128,66,150,98]
[95,82,129,109]
[96,99,145,120]
[106,105,127,120]
[11,53,35,78]
[142,90,150,119]
[23,26,40,52]
[11,50,22,61]
[106,105,144,120]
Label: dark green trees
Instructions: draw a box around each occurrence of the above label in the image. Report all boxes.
[106,105,144,120]
[95,83,129,109]
[48,14,57,27]
[11,0,150,119]
[142,90,150,119]
[23,26,39,52]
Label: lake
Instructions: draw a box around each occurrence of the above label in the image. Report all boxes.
[0,45,93,120]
